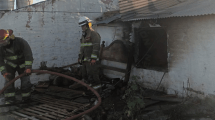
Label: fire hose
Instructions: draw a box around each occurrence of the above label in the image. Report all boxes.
[0,69,101,120]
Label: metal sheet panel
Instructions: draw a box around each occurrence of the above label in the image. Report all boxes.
[16,0,33,9]
[0,0,14,10]
[120,0,215,21]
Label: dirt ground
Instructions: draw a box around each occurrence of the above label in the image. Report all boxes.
[85,87,215,120]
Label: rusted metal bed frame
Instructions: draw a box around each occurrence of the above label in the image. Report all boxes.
[99,40,133,83]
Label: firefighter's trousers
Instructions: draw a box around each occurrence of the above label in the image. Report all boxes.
[81,62,101,85]
[4,64,32,101]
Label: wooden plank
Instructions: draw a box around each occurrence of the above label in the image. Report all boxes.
[150,96,183,103]
[36,105,69,116]
[34,98,78,110]
[71,104,90,114]
[34,96,82,108]
[24,108,57,119]
[102,65,127,73]
[125,44,133,83]
[101,40,128,63]
[12,111,39,120]
[99,41,105,61]
[61,62,79,68]
[44,92,83,99]
[144,99,160,107]
[39,96,85,106]
[35,99,75,110]
[18,110,52,120]
[48,86,85,94]
[8,113,25,120]
[29,107,65,118]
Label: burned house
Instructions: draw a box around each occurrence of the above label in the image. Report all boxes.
[0,0,215,119]
[115,0,215,98]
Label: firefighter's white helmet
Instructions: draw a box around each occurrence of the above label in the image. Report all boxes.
[78,16,92,27]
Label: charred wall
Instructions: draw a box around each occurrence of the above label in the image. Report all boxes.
[131,16,215,97]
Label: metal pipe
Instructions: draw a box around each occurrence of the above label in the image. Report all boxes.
[0,69,101,120]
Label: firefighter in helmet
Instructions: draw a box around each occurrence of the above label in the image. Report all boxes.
[75,16,102,91]
[0,29,33,104]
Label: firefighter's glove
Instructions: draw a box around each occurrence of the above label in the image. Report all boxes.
[90,59,96,65]
[25,69,32,76]
[3,73,11,81]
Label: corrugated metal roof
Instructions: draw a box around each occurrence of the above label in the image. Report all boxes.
[0,0,14,10]
[119,0,215,21]
[95,14,121,25]
[16,0,33,9]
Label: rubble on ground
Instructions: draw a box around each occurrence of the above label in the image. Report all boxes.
[0,63,215,120]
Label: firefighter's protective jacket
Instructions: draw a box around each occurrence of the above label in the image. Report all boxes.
[0,37,33,74]
[79,28,101,61]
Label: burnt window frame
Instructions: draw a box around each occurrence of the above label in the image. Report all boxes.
[134,27,168,72]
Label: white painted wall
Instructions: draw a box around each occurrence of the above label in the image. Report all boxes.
[95,15,215,98]
[131,16,215,97]
[95,23,128,79]
[95,23,124,47]
[0,0,119,88]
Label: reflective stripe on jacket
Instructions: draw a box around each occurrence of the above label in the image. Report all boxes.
[0,37,33,74]
[79,28,101,61]
[4,92,15,97]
